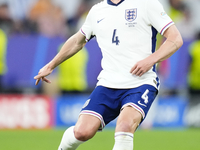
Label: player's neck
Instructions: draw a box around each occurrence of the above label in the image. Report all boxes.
[111,0,121,4]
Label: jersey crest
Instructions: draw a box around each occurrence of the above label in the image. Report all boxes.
[125,8,137,22]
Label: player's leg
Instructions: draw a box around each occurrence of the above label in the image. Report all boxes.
[112,85,158,150]
[74,113,101,141]
[115,106,142,133]
[58,114,101,150]
[112,106,142,150]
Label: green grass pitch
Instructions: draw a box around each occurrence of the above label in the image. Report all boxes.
[0,128,199,150]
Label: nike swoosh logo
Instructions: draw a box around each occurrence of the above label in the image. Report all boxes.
[97,18,105,23]
[138,101,147,107]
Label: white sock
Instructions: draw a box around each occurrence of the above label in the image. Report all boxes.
[112,132,134,150]
[58,126,84,150]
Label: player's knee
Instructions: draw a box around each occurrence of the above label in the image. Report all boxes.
[74,126,94,141]
[117,116,142,132]
[117,120,133,132]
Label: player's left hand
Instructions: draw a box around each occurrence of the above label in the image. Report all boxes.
[130,58,155,77]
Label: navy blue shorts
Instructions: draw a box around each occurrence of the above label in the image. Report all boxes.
[80,84,158,129]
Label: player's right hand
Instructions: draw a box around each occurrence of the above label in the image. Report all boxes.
[34,77,51,85]
[34,65,53,85]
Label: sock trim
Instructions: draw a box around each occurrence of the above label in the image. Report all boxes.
[114,132,134,138]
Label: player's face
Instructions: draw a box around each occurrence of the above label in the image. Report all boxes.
[111,0,121,4]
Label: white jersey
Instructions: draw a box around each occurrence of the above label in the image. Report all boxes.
[80,0,174,89]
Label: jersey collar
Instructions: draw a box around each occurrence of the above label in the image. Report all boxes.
[107,0,125,6]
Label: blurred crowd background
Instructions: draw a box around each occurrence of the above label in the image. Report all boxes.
[0,0,200,129]
[0,0,200,99]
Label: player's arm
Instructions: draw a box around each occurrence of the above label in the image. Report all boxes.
[130,24,183,76]
[151,24,183,62]
[34,31,87,85]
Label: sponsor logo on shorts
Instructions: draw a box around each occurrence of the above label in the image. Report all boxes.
[82,99,90,109]
[138,100,147,107]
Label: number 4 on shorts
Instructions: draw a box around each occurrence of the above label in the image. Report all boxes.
[141,89,149,104]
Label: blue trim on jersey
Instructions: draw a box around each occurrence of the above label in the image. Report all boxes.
[151,27,160,88]
[151,27,157,72]
[156,77,160,87]
[151,27,157,55]
[107,0,125,6]
[89,35,95,41]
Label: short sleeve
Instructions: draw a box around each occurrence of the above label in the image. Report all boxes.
[146,0,174,35]
[80,7,95,42]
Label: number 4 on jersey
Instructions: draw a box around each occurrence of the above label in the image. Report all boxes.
[112,29,120,45]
